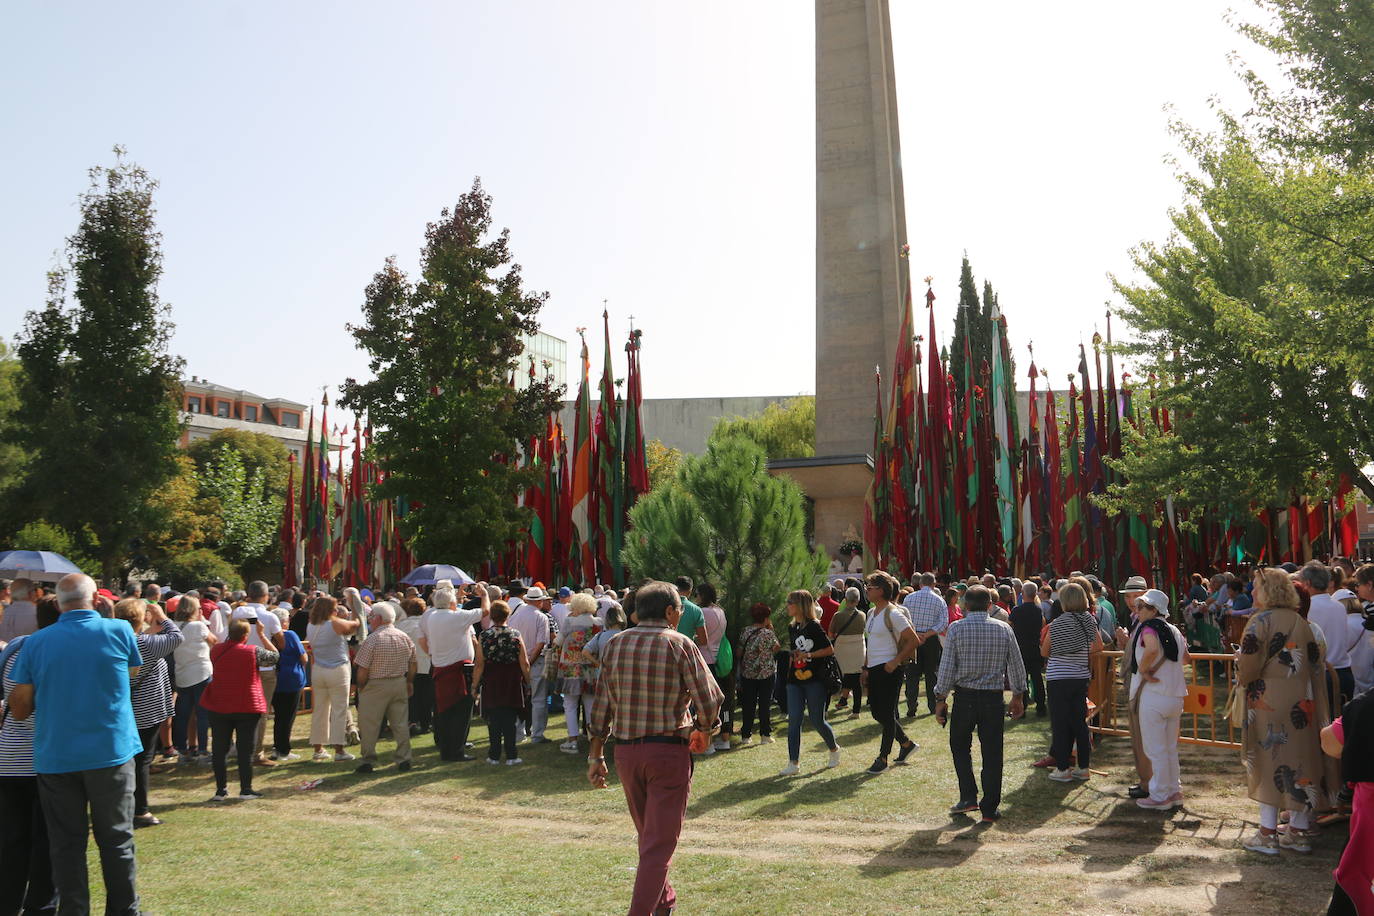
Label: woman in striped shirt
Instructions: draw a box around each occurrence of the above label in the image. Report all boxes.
[1041,582,1102,783]
[113,597,183,828]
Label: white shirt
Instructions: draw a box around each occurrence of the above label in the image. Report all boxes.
[701,604,726,664]
[1347,611,1374,695]
[550,602,571,635]
[864,604,913,667]
[508,604,550,663]
[1308,593,1352,669]
[1129,621,1188,700]
[396,616,432,674]
[233,603,282,670]
[418,607,482,668]
[205,602,228,642]
[172,620,213,688]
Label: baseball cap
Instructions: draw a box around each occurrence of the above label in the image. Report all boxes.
[557,586,572,599]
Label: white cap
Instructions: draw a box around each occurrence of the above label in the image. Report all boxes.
[1333,588,1357,602]
[1140,589,1170,614]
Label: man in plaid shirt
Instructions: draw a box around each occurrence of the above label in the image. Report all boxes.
[353,601,416,775]
[933,585,1025,824]
[588,581,723,916]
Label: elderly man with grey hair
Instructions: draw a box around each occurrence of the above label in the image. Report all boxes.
[0,578,38,643]
[354,600,417,774]
[8,572,144,914]
[1302,560,1355,707]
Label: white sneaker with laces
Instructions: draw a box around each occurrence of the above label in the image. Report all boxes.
[778,762,801,776]
[506,757,524,766]
[559,740,580,753]
[334,752,356,762]
[278,752,301,762]
[827,748,841,769]
[311,751,331,762]
[760,735,775,745]
[1048,768,1076,782]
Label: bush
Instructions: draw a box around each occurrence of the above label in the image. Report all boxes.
[158,549,243,593]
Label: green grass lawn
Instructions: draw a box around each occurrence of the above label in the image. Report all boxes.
[99,703,1340,915]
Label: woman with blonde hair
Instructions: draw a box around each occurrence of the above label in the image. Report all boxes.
[1042,582,1102,782]
[306,595,361,762]
[779,589,840,776]
[555,592,601,753]
[113,597,182,827]
[1239,567,1331,855]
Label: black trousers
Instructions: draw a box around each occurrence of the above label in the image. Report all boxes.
[839,672,863,711]
[949,688,1006,815]
[37,761,138,916]
[132,724,159,817]
[712,668,735,734]
[0,775,56,915]
[1021,652,1047,713]
[904,639,943,713]
[410,672,434,732]
[1048,678,1091,770]
[209,711,261,794]
[435,696,475,760]
[1326,882,1357,916]
[485,706,519,760]
[272,690,301,757]
[737,675,774,738]
[866,664,911,758]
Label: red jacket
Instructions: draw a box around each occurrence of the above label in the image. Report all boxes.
[200,641,266,714]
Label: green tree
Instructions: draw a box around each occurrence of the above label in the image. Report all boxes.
[159,548,243,593]
[645,439,683,492]
[950,256,979,399]
[340,179,563,566]
[194,447,283,567]
[11,520,101,576]
[1110,125,1374,512]
[187,429,292,495]
[140,455,220,572]
[0,342,30,501]
[623,435,827,640]
[1238,0,1374,164]
[709,396,815,459]
[10,149,184,582]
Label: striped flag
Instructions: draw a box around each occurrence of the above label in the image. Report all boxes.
[595,310,623,584]
[569,331,594,584]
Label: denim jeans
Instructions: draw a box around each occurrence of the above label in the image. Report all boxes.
[172,678,210,754]
[785,680,837,762]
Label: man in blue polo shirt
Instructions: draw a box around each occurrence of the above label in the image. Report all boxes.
[9,572,143,915]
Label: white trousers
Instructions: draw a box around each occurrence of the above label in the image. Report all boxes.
[1136,690,1184,802]
[310,663,351,747]
[565,694,595,739]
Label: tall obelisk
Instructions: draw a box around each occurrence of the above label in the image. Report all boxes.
[815,0,908,456]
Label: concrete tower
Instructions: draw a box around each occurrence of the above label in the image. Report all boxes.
[814,0,909,457]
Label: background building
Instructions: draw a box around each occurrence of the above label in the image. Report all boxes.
[517,330,568,392]
[179,377,320,461]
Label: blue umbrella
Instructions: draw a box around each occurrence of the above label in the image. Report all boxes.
[399,564,474,586]
[0,549,84,583]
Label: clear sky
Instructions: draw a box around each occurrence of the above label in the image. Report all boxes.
[0,0,1274,411]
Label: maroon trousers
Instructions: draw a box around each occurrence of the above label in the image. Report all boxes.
[613,742,693,916]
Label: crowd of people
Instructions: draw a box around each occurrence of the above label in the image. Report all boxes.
[0,559,1369,915]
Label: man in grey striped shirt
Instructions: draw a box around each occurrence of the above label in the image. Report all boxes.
[933,585,1026,824]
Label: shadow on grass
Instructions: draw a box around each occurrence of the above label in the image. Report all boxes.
[858,819,992,875]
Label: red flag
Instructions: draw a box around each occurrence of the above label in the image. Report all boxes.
[280,454,298,588]
[1043,382,1065,575]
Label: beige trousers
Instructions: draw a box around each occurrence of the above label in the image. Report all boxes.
[358,676,411,765]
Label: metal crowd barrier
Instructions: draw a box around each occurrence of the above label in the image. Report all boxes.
[1088,649,1242,749]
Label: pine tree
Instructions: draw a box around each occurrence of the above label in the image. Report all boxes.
[951,256,979,400]
[623,435,827,640]
[11,149,185,582]
[340,179,563,565]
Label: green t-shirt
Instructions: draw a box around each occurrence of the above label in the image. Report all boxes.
[676,598,705,639]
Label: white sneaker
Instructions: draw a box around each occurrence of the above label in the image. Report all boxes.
[778,762,801,776]
[277,752,301,762]
[506,757,523,766]
[1048,768,1076,782]
[737,736,755,747]
[486,758,501,766]
[713,738,731,751]
[760,735,775,745]
[1071,767,1091,780]
[827,748,841,769]
[311,751,331,762]
[334,752,356,762]
[559,740,580,754]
